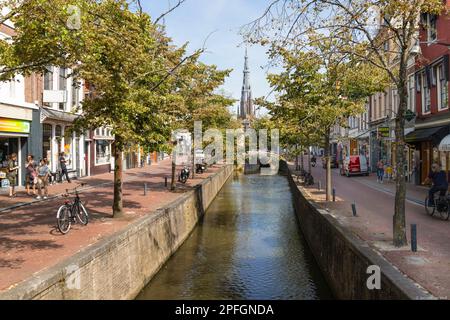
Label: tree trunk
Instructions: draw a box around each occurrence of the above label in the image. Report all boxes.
[325,129,332,201]
[308,146,312,173]
[171,158,176,191]
[393,60,408,247]
[113,137,124,218]
[300,146,304,171]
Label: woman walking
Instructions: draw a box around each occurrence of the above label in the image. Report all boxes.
[36,159,50,200]
[7,153,19,198]
[377,159,385,183]
[25,155,37,196]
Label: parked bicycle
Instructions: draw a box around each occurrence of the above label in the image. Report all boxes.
[56,183,89,234]
[424,191,450,221]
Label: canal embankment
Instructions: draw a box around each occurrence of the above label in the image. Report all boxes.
[281,160,434,300]
[0,164,233,300]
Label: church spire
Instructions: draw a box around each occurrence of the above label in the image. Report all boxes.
[239,49,254,119]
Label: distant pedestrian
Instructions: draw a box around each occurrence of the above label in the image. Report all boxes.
[7,153,19,198]
[59,152,71,183]
[25,155,37,196]
[377,159,385,183]
[36,159,50,200]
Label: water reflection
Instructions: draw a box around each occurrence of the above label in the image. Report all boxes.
[137,173,332,300]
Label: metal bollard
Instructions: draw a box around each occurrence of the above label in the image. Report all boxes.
[351,202,357,216]
[411,224,417,252]
[333,188,336,202]
[165,177,168,188]
[144,183,148,196]
[318,180,322,191]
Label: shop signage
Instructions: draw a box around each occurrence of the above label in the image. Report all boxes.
[0,118,30,134]
[377,127,390,138]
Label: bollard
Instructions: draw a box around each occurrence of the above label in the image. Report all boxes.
[351,202,357,216]
[333,188,336,202]
[144,183,148,196]
[165,177,168,188]
[318,180,322,191]
[411,224,417,252]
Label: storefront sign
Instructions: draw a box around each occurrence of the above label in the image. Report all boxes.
[0,118,30,134]
[377,127,390,138]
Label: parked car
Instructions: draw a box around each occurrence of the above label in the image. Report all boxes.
[341,155,369,177]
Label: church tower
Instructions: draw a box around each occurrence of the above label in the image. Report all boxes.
[239,49,254,119]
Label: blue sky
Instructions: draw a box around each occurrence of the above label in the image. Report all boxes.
[143,0,274,117]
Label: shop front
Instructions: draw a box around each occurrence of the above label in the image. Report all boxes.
[406,125,450,185]
[0,117,31,188]
[439,133,450,183]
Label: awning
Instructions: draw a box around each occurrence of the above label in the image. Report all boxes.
[40,107,79,123]
[440,135,450,152]
[405,126,449,144]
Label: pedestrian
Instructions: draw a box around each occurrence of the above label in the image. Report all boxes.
[58,152,71,183]
[6,153,19,198]
[377,159,385,183]
[36,159,50,200]
[25,155,37,196]
[386,164,393,181]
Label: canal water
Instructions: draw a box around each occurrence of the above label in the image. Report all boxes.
[137,173,332,300]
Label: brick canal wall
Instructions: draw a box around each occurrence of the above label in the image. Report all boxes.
[281,161,433,300]
[0,165,233,300]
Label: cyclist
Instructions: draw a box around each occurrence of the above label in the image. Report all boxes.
[424,163,448,206]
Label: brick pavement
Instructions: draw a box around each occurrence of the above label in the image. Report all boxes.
[293,159,450,299]
[0,159,223,292]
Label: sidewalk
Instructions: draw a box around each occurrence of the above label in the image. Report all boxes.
[293,161,450,299]
[0,159,224,292]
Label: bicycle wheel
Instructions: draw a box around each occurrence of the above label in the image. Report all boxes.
[56,205,72,234]
[76,202,89,225]
[438,201,450,221]
[424,196,436,216]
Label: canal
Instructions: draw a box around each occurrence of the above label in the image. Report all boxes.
[137,173,332,300]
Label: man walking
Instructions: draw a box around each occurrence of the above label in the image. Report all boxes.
[59,152,71,183]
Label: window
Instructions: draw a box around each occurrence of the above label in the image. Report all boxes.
[96,140,111,165]
[408,75,415,111]
[437,64,449,110]
[44,67,53,90]
[72,81,79,110]
[64,127,73,169]
[422,73,431,114]
[58,68,67,111]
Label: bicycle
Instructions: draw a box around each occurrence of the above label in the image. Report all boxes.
[424,190,450,221]
[56,183,89,234]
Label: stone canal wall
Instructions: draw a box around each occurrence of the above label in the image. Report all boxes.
[281,161,433,300]
[0,165,233,300]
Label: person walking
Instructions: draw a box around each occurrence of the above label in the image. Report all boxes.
[376,159,385,183]
[58,152,71,183]
[7,153,19,198]
[36,159,50,200]
[25,155,37,196]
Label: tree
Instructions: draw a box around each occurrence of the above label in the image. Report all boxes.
[0,0,206,217]
[244,0,444,247]
[255,43,385,200]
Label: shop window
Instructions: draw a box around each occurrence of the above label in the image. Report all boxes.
[64,127,73,169]
[96,140,111,165]
[42,124,52,164]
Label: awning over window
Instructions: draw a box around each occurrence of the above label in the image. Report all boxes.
[405,126,449,145]
[439,134,450,152]
[40,107,79,124]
